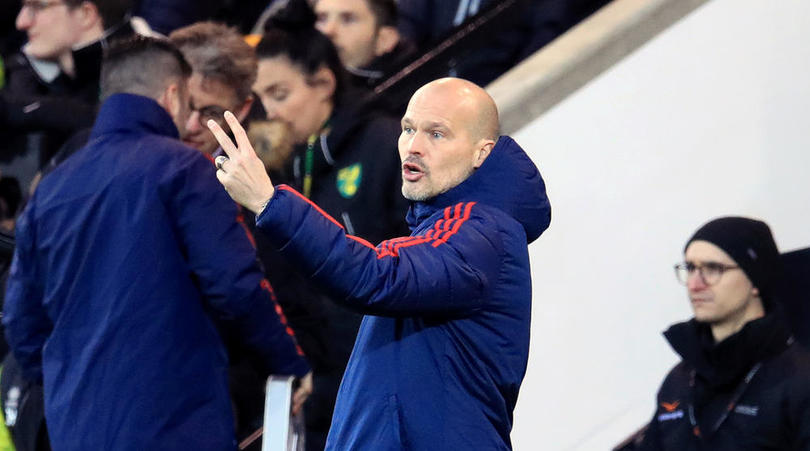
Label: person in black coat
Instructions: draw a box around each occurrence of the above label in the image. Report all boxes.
[638,217,810,450]
[0,0,141,192]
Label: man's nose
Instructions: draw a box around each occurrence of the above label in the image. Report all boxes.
[687,271,708,291]
[318,17,337,37]
[405,132,427,156]
[16,7,33,30]
[186,111,202,131]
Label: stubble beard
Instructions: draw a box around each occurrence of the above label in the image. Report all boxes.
[402,182,433,202]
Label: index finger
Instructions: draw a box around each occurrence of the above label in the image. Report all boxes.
[207,119,238,159]
[224,111,254,156]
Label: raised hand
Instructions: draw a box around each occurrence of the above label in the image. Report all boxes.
[207,111,276,214]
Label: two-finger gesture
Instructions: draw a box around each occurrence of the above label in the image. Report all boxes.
[207,111,275,214]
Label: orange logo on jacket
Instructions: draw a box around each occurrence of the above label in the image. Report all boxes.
[660,401,680,412]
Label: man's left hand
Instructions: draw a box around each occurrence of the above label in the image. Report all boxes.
[207,111,275,214]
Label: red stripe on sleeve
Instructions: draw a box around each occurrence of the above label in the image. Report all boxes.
[278,185,344,229]
[432,202,474,247]
[376,202,476,258]
[278,185,377,250]
[261,273,304,356]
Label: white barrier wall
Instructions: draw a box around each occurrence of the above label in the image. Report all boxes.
[510,0,810,448]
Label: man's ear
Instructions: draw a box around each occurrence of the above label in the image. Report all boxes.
[308,66,336,102]
[472,140,495,169]
[235,96,255,123]
[158,83,182,119]
[76,1,103,32]
[374,26,400,57]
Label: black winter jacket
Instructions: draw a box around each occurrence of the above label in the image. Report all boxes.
[640,313,810,450]
[0,20,136,188]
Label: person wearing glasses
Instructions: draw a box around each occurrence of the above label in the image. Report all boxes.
[637,217,810,450]
[169,22,258,158]
[0,0,155,192]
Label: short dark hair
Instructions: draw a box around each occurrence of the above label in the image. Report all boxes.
[365,0,397,28]
[100,36,191,101]
[169,22,257,101]
[64,0,133,29]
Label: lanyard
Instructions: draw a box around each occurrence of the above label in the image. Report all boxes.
[687,362,762,438]
[302,119,330,199]
[303,134,316,198]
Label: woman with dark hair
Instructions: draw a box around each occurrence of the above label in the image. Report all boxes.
[248,2,409,449]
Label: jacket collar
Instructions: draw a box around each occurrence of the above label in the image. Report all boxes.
[664,307,792,388]
[91,93,179,140]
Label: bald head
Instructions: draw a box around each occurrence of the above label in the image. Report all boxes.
[409,77,499,142]
[398,78,499,201]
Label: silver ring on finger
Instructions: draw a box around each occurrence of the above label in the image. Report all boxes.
[215,155,229,171]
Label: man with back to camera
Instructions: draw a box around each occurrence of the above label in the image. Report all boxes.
[3,36,311,450]
[208,77,552,450]
[637,217,810,450]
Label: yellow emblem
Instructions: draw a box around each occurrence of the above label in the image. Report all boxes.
[336,163,362,198]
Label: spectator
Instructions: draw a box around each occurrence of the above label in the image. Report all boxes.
[637,217,810,450]
[314,0,417,90]
[169,22,290,448]
[2,36,310,450]
[0,0,150,191]
[248,2,410,448]
[169,21,256,157]
[208,76,551,450]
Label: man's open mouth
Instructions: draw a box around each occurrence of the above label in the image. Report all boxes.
[402,162,424,182]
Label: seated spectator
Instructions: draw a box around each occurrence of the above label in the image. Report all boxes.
[169,21,256,157]
[314,0,416,90]
[0,0,152,191]
[169,22,294,448]
[247,2,410,448]
[637,217,810,449]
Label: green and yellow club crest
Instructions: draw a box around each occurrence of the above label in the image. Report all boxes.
[336,163,362,198]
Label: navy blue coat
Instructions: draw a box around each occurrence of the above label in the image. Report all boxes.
[3,93,309,450]
[256,136,550,450]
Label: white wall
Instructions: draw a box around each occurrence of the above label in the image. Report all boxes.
[511,0,810,449]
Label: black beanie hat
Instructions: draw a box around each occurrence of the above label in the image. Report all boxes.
[685,217,782,306]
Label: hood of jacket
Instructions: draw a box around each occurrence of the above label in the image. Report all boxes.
[407,135,551,243]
